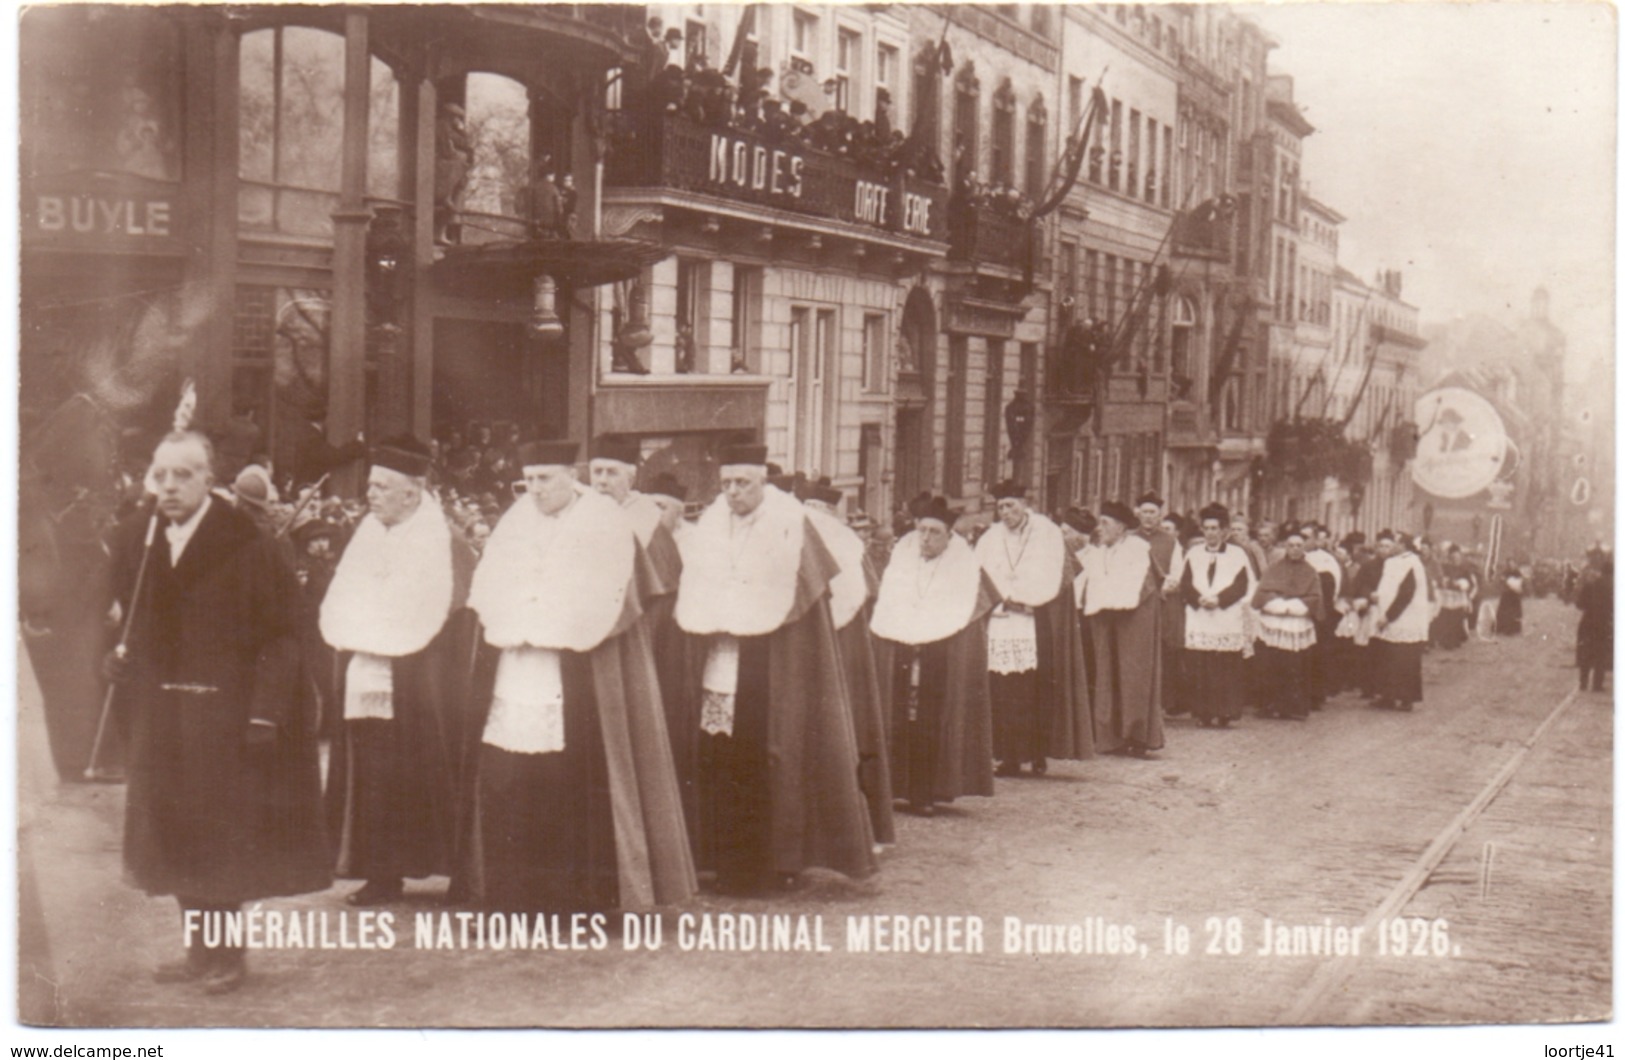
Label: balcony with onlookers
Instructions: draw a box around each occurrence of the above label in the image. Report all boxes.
[603,54,949,248]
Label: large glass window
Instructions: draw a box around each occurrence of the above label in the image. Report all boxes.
[239,26,400,235]
[462,72,532,227]
[21,7,183,182]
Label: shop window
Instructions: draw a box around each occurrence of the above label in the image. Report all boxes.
[231,285,334,483]
[862,313,889,394]
[21,7,183,182]
[731,266,763,374]
[674,257,701,374]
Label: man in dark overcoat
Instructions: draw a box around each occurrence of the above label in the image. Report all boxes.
[107,431,329,994]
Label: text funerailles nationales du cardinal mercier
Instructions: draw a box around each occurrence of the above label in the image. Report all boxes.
[182,908,1463,959]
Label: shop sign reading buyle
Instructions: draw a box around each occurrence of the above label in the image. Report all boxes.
[1411,387,1511,500]
[24,173,186,254]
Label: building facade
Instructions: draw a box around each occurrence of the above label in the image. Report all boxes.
[22,4,652,489]
[1048,3,1180,514]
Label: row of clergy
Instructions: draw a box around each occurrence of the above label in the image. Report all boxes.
[111,429,1437,986]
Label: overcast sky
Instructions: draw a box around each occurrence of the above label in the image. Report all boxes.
[1243,1,1615,367]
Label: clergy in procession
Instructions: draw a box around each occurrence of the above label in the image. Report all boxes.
[1334,532,1382,698]
[796,477,895,845]
[1134,492,1186,717]
[319,437,479,906]
[1178,503,1255,728]
[1252,527,1324,720]
[1080,500,1163,756]
[872,495,998,816]
[587,436,690,811]
[465,439,695,912]
[1371,530,1431,712]
[974,480,1093,777]
[1301,522,1344,707]
[1431,542,1478,650]
[674,441,876,895]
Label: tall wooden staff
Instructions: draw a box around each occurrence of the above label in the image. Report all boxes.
[84,508,158,781]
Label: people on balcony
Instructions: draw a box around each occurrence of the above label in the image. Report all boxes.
[615,47,943,185]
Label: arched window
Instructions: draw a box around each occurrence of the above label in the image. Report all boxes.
[952,62,980,189]
[1025,95,1047,198]
[21,7,183,182]
[1170,295,1197,396]
[461,72,533,236]
[911,43,942,154]
[990,79,1016,188]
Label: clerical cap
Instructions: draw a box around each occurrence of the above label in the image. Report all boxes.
[804,480,843,507]
[1099,500,1135,527]
[1375,528,1396,543]
[370,436,433,478]
[1061,507,1097,535]
[1198,502,1230,526]
[1134,491,1164,509]
[647,472,687,502]
[718,442,769,467]
[911,495,952,527]
[991,479,1026,501]
[589,436,641,467]
[516,439,579,469]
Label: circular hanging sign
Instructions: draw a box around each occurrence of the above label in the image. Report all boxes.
[1411,387,1510,499]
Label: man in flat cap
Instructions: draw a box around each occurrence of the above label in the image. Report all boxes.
[974,480,1093,777]
[465,440,694,911]
[674,441,876,894]
[108,429,328,993]
[1079,500,1164,757]
[319,437,479,907]
[793,476,894,845]
[872,495,999,816]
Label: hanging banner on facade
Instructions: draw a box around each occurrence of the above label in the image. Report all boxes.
[1411,386,1511,499]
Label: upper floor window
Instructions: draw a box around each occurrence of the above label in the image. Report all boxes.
[240,26,346,235]
[1025,95,1048,198]
[793,10,818,62]
[991,80,1016,188]
[1031,5,1054,38]
[461,72,532,232]
[876,42,898,97]
[22,7,183,183]
[835,28,860,113]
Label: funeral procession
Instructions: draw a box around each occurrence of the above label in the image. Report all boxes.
[14,1,1614,1032]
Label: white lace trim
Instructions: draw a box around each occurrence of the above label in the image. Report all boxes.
[482,647,565,754]
[1185,630,1249,652]
[700,691,737,737]
[343,652,395,721]
[1256,614,1317,652]
[987,610,1038,674]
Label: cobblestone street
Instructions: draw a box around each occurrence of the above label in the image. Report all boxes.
[18,598,1608,1029]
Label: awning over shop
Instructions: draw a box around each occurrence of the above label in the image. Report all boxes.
[431,238,672,294]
